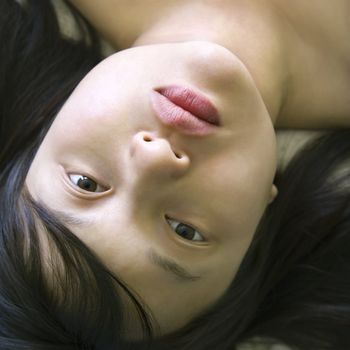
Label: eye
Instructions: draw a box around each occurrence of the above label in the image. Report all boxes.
[166,217,205,242]
[68,174,108,193]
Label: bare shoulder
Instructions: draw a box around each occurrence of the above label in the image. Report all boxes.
[272,0,350,129]
[67,0,184,49]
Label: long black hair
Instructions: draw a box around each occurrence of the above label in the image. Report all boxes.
[0,1,152,349]
[1,1,350,349]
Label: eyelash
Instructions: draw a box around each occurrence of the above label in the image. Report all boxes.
[166,217,205,242]
[68,174,109,193]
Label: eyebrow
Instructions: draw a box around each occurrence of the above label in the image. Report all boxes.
[52,210,201,283]
[51,209,94,227]
[148,249,201,283]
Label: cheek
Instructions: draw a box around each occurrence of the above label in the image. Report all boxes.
[201,160,269,230]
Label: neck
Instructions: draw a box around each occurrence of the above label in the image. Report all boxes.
[133,1,290,125]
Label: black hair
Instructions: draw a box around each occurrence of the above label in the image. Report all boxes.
[0,1,152,349]
[241,130,350,349]
[1,1,350,349]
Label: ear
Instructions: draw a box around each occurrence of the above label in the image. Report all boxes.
[268,184,278,204]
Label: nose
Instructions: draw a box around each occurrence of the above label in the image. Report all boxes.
[130,131,190,180]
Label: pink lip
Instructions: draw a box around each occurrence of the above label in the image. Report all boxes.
[150,85,220,136]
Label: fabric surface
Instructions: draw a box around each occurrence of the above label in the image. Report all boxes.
[239,342,292,350]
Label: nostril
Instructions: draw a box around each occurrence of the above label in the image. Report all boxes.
[143,135,152,142]
[173,151,182,159]
[139,133,185,160]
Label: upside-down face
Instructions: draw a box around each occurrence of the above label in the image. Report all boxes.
[26,41,277,335]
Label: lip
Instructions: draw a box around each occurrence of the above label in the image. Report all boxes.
[150,85,220,136]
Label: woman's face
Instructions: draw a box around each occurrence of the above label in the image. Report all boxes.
[26,41,277,335]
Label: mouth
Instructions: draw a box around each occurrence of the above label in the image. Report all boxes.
[150,85,221,136]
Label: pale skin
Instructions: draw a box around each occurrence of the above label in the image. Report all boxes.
[69,0,350,128]
[26,0,349,336]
